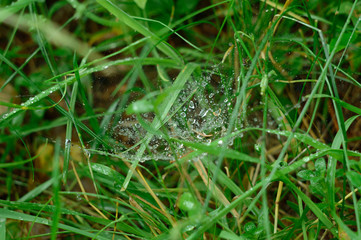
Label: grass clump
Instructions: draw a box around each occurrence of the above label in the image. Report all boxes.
[1,0,361,239]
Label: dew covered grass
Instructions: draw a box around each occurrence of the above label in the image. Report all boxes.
[1,0,361,239]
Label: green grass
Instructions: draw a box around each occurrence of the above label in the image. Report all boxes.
[1,0,361,239]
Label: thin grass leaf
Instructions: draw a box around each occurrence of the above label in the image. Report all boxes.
[63,54,80,183]
[18,178,57,202]
[0,217,5,240]
[51,139,61,240]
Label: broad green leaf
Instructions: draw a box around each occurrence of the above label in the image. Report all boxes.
[346,171,361,188]
[310,178,325,196]
[133,0,147,9]
[244,222,257,233]
[179,192,200,216]
[91,163,124,183]
[338,1,353,15]
[315,158,326,175]
[329,32,356,53]
[297,170,315,181]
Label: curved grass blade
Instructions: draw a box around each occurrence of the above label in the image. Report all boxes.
[0,153,38,168]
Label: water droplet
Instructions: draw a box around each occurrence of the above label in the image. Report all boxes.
[65,139,71,146]
[76,194,82,201]
[200,109,209,118]
[254,143,261,152]
[184,224,195,231]
[189,101,195,109]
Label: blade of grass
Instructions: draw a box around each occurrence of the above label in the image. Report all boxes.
[18,177,58,202]
[63,56,79,183]
[297,191,308,240]
[50,139,61,240]
[0,217,5,240]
